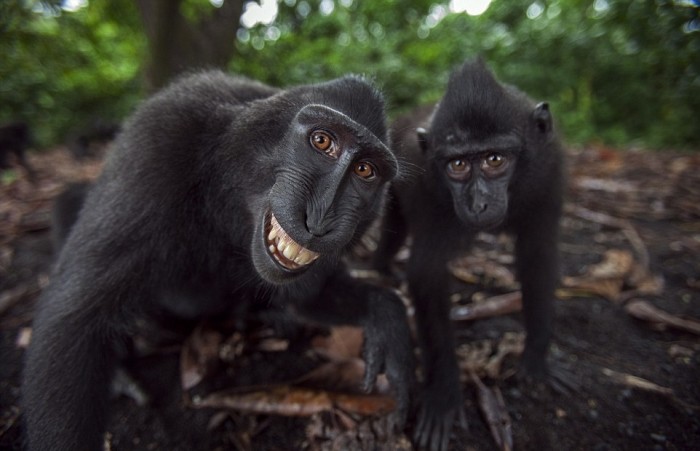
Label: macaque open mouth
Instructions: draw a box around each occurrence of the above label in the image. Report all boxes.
[265,211,320,271]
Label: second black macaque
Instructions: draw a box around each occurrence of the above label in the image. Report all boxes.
[373,59,566,451]
[23,71,415,451]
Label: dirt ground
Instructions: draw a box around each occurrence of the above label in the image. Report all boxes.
[0,145,698,450]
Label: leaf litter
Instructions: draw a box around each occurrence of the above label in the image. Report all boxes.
[2,146,700,449]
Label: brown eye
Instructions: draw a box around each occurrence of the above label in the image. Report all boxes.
[446,159,471,180]
[484,153,505,168]
[310,131,334,154]
[354,161,375,179]
[448,159,467,172]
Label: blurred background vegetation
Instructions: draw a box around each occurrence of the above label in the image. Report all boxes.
[1,0,698,150]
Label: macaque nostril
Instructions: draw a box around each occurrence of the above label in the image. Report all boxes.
[305,212,333,237]
[307,224,329,237]
[305,218,325,237]
[469,201,488,214]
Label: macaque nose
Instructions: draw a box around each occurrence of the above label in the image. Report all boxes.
[471,201,488,214]
[305,215,331,237]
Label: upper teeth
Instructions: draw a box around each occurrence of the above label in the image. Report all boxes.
[268,214,319,268]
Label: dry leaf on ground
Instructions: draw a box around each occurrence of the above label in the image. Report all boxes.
[449,255,517,289]
[180,325,223,390]
[561,249,663,302]
[456,332,525,380]
[311,326,364,361]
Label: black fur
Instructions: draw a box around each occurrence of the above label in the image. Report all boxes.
[373,59,565,451]
[22,71,415,451]
[50,181,92,253]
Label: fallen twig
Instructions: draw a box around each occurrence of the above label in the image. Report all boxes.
[450,291,522,321]
[624,299,700,335]
[190,385,396,417]
[471,371,513,451]
[601,368,674,397]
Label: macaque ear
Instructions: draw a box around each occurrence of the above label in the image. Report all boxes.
[416,127,429,153]
[532,102,552,135]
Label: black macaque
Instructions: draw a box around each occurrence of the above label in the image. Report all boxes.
[373,59,566,451]
[50,181,91,253]
[23,71,415,451]
[0,121,35,179]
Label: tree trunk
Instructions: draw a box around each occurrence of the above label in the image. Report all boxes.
[135,0,244,93]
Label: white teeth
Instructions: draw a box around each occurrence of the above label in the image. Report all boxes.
[294,249,318,265]
[266,212,320,269]
[281,242,293,259]
[283,242,300,261]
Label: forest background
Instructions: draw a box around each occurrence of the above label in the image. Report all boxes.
[1,0,698,152]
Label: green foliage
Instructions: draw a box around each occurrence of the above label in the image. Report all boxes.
[1,0,698,149]
[232,0,700,149]
[0,0,144,147]
[180,0,226,21]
